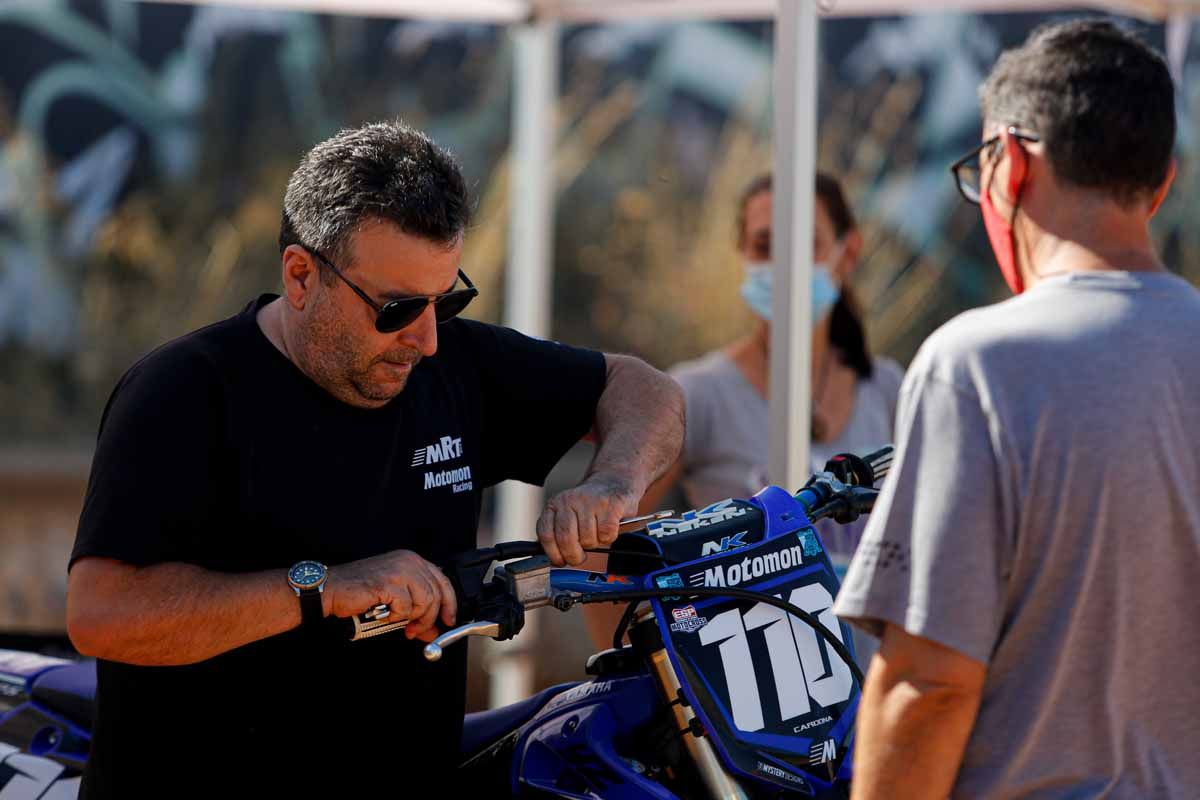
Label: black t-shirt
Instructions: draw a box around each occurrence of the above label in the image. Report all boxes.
[70,295,606,797]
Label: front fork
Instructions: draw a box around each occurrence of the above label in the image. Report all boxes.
[633,608,749,800]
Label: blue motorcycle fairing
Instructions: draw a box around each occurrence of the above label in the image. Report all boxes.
[646,486,859,797]
[514,674,675,799]
[0,652,92,774]
[0,650,75,687]
[462,681,579,758]
[29,661,97,730]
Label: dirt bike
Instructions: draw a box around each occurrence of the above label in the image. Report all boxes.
[0,446,891,799]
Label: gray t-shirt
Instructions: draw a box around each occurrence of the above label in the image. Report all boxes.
[671,350,903,561]
[833,271,1200,798]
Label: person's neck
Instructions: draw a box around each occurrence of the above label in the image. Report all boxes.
[257,298,295,361]
[727,317,833,396]
[258,298,320,388]
[1019,196,1164,290]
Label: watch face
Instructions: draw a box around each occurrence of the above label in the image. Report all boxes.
[289,560,326,590]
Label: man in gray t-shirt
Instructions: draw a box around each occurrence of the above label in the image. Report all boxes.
[833,21,1198,799]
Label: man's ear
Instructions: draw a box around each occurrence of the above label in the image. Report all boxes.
[281,245,318,310]
[1148,159,1176,218]
[1003,129,1030,201]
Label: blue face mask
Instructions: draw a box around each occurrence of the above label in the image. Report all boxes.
[740,261,840,322]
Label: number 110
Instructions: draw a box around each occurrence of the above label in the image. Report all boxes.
[697,584,853,732]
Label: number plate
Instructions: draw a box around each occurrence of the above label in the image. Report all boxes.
[648,529,858,793]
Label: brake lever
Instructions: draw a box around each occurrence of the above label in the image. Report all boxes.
[423,620,501,662]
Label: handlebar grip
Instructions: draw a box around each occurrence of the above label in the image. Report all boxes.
[344,605,409,641]
[861,445,894,486]
[821,444,893,489]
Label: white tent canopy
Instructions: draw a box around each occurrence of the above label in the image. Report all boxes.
[144,0,1196,706]
[155,0,1200,22]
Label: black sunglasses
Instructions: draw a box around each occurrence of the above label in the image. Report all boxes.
[306,247,478,333]
[950,127,1041,205]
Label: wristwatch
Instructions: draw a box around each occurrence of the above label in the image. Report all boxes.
[287,560,328,630]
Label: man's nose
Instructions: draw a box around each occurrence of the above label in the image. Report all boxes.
[399,302,438,357]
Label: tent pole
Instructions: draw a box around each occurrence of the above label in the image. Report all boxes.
[769,0,817,491]
[490,16,559,709]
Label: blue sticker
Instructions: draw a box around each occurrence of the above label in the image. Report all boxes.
[655,573,685,589]
[800,529,823,557]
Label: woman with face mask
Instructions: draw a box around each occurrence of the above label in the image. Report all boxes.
[641,172,902,545]
[584,173,902,653]
[583,172,901,652]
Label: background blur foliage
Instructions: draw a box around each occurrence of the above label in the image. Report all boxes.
[1,3,1197,446]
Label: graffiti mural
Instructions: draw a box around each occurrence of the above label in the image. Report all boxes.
[0,3,1196,449]
[0,2,507,443]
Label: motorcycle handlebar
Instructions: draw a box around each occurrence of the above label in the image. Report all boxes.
[861,445,894,485]
[344,605,410,641]
[342,446,892,648]
[823,445,894,488]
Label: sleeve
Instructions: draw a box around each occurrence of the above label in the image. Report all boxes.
[70,346,225,570]
[874,356,905,437]
[668,365,713,471]
[464,321,607,488]
[831,370,1012,665]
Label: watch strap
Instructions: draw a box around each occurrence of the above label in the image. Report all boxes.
[298,588,324,629]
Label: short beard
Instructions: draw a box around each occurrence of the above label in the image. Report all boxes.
[294,292,421,407]
[350,346,423,402]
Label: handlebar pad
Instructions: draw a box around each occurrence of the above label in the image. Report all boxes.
[607,499,766,575]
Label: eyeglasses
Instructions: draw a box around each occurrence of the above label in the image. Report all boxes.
[306,247,478,333]
[950,127,1041,205]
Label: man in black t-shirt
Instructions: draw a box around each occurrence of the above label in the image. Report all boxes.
[65,120,684,797]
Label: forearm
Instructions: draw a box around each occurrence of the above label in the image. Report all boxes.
[588,354,684,495]
[637,459,683,514]
[851,655,982,799]
[68,559,303,666]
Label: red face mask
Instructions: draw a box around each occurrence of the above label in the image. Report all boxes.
[980,140,1028,295]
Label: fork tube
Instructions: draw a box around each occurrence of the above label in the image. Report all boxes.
[634,610,748,800]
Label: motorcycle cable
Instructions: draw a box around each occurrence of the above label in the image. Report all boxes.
[563,586,865,686]
[579,548,679,651]
[612,601,641,651]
